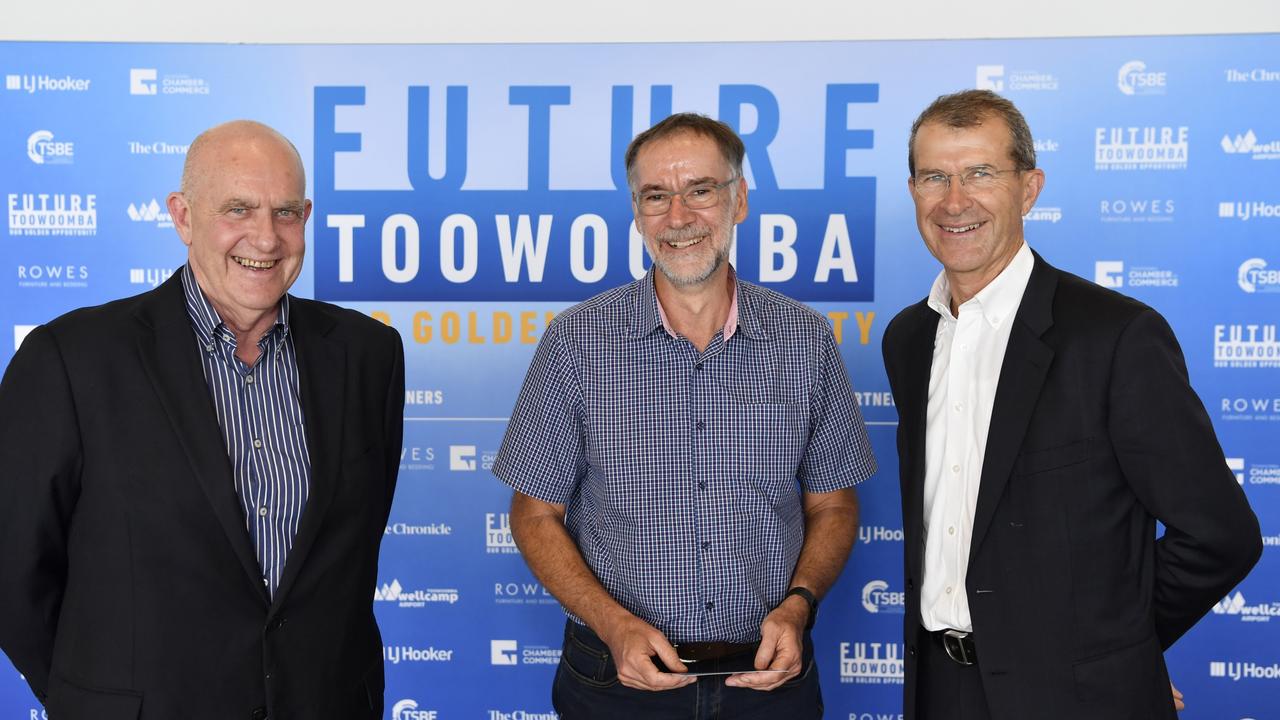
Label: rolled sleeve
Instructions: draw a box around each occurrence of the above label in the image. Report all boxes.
[797,331,877,493]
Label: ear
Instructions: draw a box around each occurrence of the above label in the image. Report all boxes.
[167,192,194,247]
[302,198,313,224]
[731,176,748,224]
[1020,169,1045,215]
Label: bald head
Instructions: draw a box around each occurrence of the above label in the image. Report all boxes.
[180,120,305,205]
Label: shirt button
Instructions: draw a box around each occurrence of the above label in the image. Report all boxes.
[948,526,956,535]
[960,343,969,351]
[204,343,214,353]
[695,421,706,431]
[698,481,707,490]
[946,586,953,594]
[701,541,711,550]
[695,363,703,371]
[952,464,961,473]
[953,402,964,412]
[258,506,269,517]
[705,601,714,610]
[246,374,255,384]
[253,438,263,449]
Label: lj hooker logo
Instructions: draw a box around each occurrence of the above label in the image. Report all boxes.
[8,193,97,236]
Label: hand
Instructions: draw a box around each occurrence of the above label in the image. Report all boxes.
[1171,681,1184,711]
[725,595,807,691]
[596,613,696,692]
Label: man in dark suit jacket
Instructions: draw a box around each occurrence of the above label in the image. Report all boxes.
[882,90,1261,720]
[0,121,404,720]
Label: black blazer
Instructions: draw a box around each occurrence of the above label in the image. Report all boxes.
[0,272,405,720]
[882,252,1260,720]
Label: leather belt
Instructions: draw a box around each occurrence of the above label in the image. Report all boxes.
[929,629,976,666]
[674,641,758,663]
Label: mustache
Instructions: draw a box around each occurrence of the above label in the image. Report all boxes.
[655,225,713,243]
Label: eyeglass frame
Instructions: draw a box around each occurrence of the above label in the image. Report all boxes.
[910,166,1023,196]
[632,176,740,216]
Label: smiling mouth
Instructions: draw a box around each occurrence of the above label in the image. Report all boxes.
[233,256,276,270]
[940,222,983,234]
[665,236,705,250]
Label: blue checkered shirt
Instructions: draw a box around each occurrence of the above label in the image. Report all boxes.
[182,264,311,597]
[493,269,876,642]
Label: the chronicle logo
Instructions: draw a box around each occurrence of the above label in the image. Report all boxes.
[491,639,561,666]
[1219,201,1280,222]
[1214,324,1280,369]
[1095,127,1187,171]
[1117,60,1167,95]
[1099,198,1175,223]
[487,710,559,720]
[486,512,519,554]
[1093,261,1178,289]
[1209,660,1280,681]
[129,67,210,96]
[373,579,460,607]
[385,521,452,537]
[839,641,904,684]
[27,130,74,165]
[975,65,1059,92]
[6,73,90,93]
[1238,259,1280,293]
[1213,591,1280,622]
[7,193,97,236]
[1225,67,1280,83]
[130,268,173,287]
[126,199,173,228]
[861,580,905,614]
[391,699,439,720]
[128,140,189,156]
[1221,130,1280,160]
[17,264,88,289]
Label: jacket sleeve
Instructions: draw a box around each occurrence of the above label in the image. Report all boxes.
[382,326,406,504]
[0,326,83,702]
[1107,308,1262,648]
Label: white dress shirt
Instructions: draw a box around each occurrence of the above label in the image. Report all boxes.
[920,242,1034,632]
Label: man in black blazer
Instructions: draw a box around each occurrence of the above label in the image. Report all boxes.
[882,90,1260,720]
[0,121,404,719]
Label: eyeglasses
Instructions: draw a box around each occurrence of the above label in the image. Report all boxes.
[633,177,737,216]
[911,167,1020,197]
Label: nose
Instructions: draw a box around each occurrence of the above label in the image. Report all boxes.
[249,209,281,249]
[665,193,697,227]
[938,176,973,215]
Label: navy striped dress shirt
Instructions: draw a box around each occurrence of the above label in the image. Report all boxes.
[181,264,311,597]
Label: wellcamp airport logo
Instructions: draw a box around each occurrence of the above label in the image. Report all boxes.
[1095,126,1187,171]
[1117,60,1167,95]
[1214,324,1280,368]
[129,67,210,96]
[27,130,74,165]
[490,639,560,667]
[391,699,439,720]
[1024,206,1062,223]
[373,579,459,608]
[6,73,90,93]
[975,65,1059,92]
[126,199,173,228]
[1219,200,1280,222]
[1238,259,1280,294]
[861,580,905,614]
[839,641,904,684]
[1222,130,1280,160]
[1212,591,1280,623]
[486,512,519,554]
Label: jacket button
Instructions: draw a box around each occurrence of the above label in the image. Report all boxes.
[909,646,917,657]
[251,708,268,720]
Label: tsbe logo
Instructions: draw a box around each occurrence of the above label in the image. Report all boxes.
[491,639,519,665]
[1209,660,1280,681]
[1214,324,1280,368]
[391,699,439,720]
[975,64,1058,92]
[126,199,173,228]
[17,264,88,290]
[130,268,173,287]
[7,193,97,236]
[1221,130,1280,161]
[838,641,904,684]
[861,580,905,614]
[1099,198,1175,223]
[1225,67,1280,83]
[373,579,460,608]
[5,73,90,93]
[383,644,455,663]
[1219,201,1280,222]
[486,512,519,554]
[1095,127,1187,171]
[130,67,210,96]
[1213,591,1280,622]
[27,130,74,165]
[1238,259,1280,293]
[1117,60,1167,95]
[858,525,904,545]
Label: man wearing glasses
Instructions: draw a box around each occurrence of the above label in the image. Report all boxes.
[882,89,1260,719]
[493,113,876,718]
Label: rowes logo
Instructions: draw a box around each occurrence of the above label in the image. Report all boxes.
[495,580,558,605]
[1221,130,1280,160]
[17,264,88,290]
[1238,259,1280,294]
[486,512,519,554]
[130,268,173,287]
[861,580,905,614]
[391,699,439,720]
[1212,591,1280,622]
[975,65,1059,92]
[839,641,904,684]
[383,644,455,663]
[5,73,90,93]
[1095,127,1187,171]
[490,639,561,666]
[1220,398,1280,423]
[1099,198,1175,223]
[130,67,209,96]
[1213,324,1280,368]
[400,445,436,471]
[373,579,460,607]
[1209,660,1280,681]
[1093,261,1178,289]
[7,193,97,236]
[1219,201,1280,221]
[1117,60,1167,95]
[27,130,74,165]
[126,199,173,228]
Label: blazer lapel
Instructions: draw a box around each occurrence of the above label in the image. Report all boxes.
[969,253,1057,558]
[269,297,345,612]
[132,274,270,604]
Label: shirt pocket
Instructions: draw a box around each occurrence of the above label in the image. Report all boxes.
[728,401,809,506]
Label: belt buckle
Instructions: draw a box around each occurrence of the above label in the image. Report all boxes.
[942,630,974,666]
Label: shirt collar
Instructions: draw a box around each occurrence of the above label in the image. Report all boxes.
[181,263,290,350]
[927,242,1034,329]
[632,265,759,341]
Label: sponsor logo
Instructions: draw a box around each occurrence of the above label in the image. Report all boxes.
[1025,207,1062,223]
[126,199,173,228]
[7,193,97,236]
[1227,457,1245,484]
[130,268,174,287]
[451,444,477,470]
[1213,591,1280,622]
[487,711,559,720]
[17,264,88,289]
[1220,398,1280,423]
[27,130,74,165]
[1034,138,1059,153]
[1222,130,1280,160]
[383,645,454,663]
[1219,201,1280,221]
[400,445,436,471]
[5,74,90,93]
[373,579,460,607]
[26,708,49,720]
[127,140,189,155]
[975,65,1059,92]
[13,325,36,351]
[491,640,561,666]
[1264,534,1280,549]
[405,389,445,405]
[491,639,519,665]
[130,67,210,96]
[1095,261,1124,288]
[839,641,904,684]
[1214,324,1280,368]
[1248,464,1280,485]
[1209,660,1280,681]
[1099,198,1175,223]
[1225,68,1280,83]
[1095,127,1188,171]
[1239,259,1280,293]
[1093,261,1178,289]
[861,580,905,614]
[391,699,439,720]
[385,521,452,537]
[487,512,519,554]
[858,525,904,545]
[1117,60,1167,95]
[494,580,558,606]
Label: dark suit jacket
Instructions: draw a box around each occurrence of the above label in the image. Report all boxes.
[882,252,1260,720]
[0,272,405,720]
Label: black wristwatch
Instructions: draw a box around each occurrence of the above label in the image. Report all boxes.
[784,586,818,629]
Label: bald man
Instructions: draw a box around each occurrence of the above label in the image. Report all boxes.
[0,121,405,720]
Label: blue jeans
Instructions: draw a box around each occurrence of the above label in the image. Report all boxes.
[551,621,823,720]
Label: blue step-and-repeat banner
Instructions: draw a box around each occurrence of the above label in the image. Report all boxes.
[2,34,1278,720]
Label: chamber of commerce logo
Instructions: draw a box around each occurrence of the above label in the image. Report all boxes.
[494,580,558,606]
[486,512,519,554]
[1210,660,1280,681]
[128,140,189,155]
[491,639,519,665]
[130,268,174,287]
[975,64,1059,92]
[17,264,88,290]
[7,193,97,236]
[391,699,439,720]
[1219,201,1280,222]
[1227,457,1245,484]
[1095,127,1187,171]
[1214,324,1280,368]
[1226,67,1280,83]
[1099,198,1175,223]
[1117,60,1166,95]
[5,73,90,93]
[130,68,157,95]
[400,445,436,471]
[1238,259,1280,293]
[839,641,904,684]
[373,579,460,607]
[1093,261,1177,289]
[1095,261,1124,288]
[27,130,74,165]
[1024,207,1062,223]
[130,67,210,95]
[858,525,904,545]
[126,199,173,228]
[1213,591,1280,622]
[451,444,477,470]
[491,639,560,666]
[1221,130,1280,160]
[1221,398,1280,423]
[861,580,905,614]
[13,325,37,352]
[383,644,454,663]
